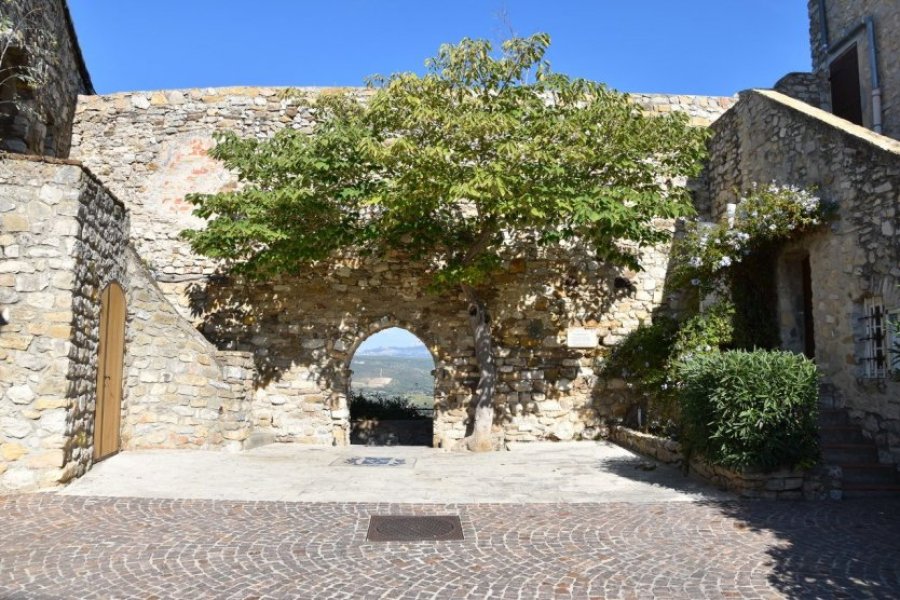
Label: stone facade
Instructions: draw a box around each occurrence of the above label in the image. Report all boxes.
[0,155,127,489]
[705,89,900,467]
[0,154,256,491]
[807,0,900,139]
[0,0,92,157]
[67,87,734,448]
[70,88,735,282]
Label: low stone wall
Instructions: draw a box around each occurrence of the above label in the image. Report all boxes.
[122,248,254,452]
[609,426,838,500]
[350,419,433,446]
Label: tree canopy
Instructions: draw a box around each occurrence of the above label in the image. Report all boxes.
[183,33,711,451]
[182,33,708,287]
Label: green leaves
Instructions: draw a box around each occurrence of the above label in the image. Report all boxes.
[183,33,709,287]
[677,350,820,471]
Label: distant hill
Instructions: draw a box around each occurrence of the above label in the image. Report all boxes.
[350,354,434,408]
[355,344,432,359]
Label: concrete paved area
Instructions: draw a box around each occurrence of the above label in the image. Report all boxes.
[2,494,898,599]
[60,441,733,503]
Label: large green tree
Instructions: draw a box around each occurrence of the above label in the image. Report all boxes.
[183,34,708,451]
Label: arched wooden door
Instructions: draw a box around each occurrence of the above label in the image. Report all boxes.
[93,282,126,461]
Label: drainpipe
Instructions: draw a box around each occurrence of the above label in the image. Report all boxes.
[865,16,883,134]
[819,5,884,134]
[817,0,830,48]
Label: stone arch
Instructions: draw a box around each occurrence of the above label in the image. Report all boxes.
[342,324,441,446]
[328,315,450,448]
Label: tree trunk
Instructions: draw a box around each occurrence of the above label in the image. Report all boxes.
[461,284,497,452]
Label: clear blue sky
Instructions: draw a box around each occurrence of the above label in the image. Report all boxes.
[356,328,426,352]
[69,1,811,97]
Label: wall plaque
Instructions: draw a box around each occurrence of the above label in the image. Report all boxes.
[566,327,599,348]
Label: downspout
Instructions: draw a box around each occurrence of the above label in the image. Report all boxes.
[865,16,883,134]
[817,0,830,48]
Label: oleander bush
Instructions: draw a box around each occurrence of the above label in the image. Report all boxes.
[677,350,819,471]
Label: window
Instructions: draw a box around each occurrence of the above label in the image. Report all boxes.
[890,309,900,376]
[829,44,864,126]
[861,297,888,378]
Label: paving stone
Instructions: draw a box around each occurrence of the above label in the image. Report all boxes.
[0,494,897,599]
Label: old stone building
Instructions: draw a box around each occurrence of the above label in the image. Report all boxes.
[0,0,898,491]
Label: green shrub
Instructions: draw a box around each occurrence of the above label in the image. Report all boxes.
[599,317,680,428]
[671,300,735,359]
[349,392,430,420]
[677,350,819,472]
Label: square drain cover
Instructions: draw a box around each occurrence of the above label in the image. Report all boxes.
[367,515,464,542]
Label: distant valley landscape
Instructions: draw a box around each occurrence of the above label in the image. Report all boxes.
[351,345,435,408]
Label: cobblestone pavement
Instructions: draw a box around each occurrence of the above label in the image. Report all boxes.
[1,495,898,599]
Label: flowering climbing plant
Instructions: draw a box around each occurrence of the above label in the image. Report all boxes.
[673,183,832,291]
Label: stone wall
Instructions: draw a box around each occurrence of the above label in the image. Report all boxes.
[706,89,900,467]
[808,0,900,139]
[0,155,126,490]
[773,72,824,108]
[70,87,735,282]
[0,154,255,491]
[67,86,734,447]
[609,426,837,500]
[121,247,254,452]
[0,0,92,157]
[184,241,671,447]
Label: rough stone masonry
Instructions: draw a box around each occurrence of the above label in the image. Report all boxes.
[68,88,736,450]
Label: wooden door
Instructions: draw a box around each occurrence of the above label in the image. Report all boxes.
[94,282,126,461]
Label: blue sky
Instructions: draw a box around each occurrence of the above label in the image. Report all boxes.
[356,328,426,352]
[69,1,811,97]
[68,2,812,349]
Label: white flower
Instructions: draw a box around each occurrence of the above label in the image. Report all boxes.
[689,256,702,268]
[718,256,732,268]
[691,278,701,286]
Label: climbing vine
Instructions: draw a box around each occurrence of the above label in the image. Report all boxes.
[673,183,830,292]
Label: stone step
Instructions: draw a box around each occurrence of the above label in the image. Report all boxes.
[818,408,849,428]
[840,464,900,485]
[819,425,867,445]
[842,483,900,499]
[822,443,879,464]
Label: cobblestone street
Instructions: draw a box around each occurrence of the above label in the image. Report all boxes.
[1,494,898,599]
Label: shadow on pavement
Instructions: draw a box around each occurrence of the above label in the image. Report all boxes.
[709,499,900,599]
[603,446,900,598]
[596,453,729,499]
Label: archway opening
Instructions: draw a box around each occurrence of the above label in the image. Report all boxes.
[348,327,435,446]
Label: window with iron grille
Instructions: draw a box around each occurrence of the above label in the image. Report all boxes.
[890,309,900,376]
[861,297,888,378]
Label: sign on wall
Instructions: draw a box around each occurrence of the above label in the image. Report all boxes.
[566,327,599,348]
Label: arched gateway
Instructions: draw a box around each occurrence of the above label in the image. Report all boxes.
[346,327,437,446]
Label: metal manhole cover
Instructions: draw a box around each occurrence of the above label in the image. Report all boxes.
[367,515,464,542]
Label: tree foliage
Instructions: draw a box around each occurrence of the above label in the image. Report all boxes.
[182,34,709,286]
